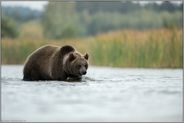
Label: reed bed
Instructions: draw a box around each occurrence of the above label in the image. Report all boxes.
[2,28,182,68]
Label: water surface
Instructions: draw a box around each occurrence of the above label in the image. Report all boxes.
[1,65,183,122]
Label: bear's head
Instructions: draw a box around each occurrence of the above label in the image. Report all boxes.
[64,52,89,77]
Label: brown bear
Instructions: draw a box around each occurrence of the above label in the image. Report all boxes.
[23,45,89,81]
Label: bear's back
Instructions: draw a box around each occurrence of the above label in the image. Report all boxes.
[25,45,58,66]
[23,45,59,80]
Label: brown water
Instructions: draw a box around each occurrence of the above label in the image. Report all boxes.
[1,65,183,122]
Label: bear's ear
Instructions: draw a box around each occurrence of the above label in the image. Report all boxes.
[69,53,76,62]
[84,53,89,60]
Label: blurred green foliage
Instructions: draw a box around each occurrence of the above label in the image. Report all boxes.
[90,29,182,68]
[1,1,183,68]
[1,1,182,39]
[2,16,19,38]
[42,2,85,39]
[2,6,42,39]
[2,28,182,68]
[2,6,42,23]
[41,1,182,39]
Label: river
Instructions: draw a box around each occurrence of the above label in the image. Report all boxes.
[1,65,183,122]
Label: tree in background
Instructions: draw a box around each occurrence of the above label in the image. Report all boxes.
[2,6,42,23]
[42,2,85,39]
[2,16,19,38]
[41,1,182,39]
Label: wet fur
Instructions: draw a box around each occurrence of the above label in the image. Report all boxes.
[23,45,88,81]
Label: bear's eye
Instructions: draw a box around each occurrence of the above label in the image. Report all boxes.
[85,64,88,68]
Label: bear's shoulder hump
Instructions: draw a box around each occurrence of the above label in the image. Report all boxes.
[60,45,75,55]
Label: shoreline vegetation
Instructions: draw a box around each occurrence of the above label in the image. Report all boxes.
[2,28,182,68]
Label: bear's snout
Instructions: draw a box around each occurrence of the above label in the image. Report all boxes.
[82,71,87,75]
[80,67,87,75]
[80,70,87,75]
